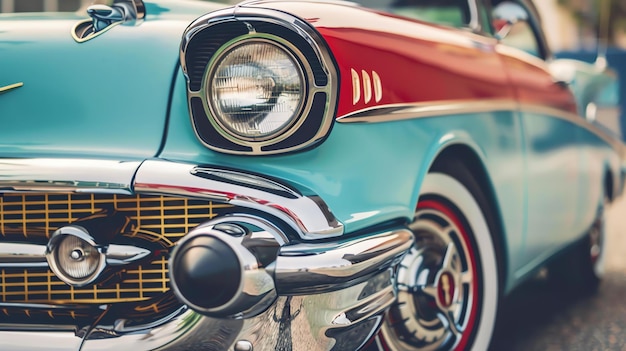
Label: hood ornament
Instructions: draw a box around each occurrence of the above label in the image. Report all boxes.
[71,0,146,43]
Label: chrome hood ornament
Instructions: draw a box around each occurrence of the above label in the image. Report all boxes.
[72,0,146,43]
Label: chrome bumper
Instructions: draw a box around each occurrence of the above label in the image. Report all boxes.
[0,158,414,351]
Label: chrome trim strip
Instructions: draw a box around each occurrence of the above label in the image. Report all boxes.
[468,0,480,32]
[372,71,382,103]
[0,302,90,310]
[0,324,78,332]
[0,241,150,269]
[362,70,372,104]
[337,99,624,153]
[134,160,343,239]
[0,82,23,94]
[336,99,518,123]
[351,68,360,105]
[521,104,625,151]
[0,243,47,267]
[0,159,140,194]
[272,228,413,294]
[0,330,82,351]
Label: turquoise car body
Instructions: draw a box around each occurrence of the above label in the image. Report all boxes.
[0,0,623,350]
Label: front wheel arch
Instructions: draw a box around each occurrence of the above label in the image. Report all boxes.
[429,145,507,293]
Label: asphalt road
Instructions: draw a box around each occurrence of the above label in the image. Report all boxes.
[491,195,626,351]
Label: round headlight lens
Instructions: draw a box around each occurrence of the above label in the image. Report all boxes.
[208,40,305,141]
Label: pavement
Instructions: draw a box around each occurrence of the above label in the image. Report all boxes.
[491,194,626,351]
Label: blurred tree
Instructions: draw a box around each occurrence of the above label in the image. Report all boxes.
[557,0,626,46]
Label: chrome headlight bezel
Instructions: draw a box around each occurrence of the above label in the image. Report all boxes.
[181,11,338,155]
[202,35,309,144]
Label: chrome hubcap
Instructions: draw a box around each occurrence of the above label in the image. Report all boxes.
[382,200,478,351]
[589,202,606,277]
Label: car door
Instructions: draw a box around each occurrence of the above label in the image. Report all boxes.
[492,0,585,274]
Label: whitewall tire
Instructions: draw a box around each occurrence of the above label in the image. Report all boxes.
[377,171,499,351]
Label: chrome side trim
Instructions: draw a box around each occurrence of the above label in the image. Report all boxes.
[0,82,23,94]
[134,160,343,239]
[336,99,518,123]
[337,99,625,154]
[0,159,140,194]
[521,104,625,152]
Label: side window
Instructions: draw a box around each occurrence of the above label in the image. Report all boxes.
[350,0,472,29]
[492,1,545,58]
[389,0,471,28]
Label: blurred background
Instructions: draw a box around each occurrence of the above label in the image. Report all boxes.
[1,0,625,50]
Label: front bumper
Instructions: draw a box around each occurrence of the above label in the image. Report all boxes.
[0,158,413,351]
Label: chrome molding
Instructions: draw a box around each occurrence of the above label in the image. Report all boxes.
[521,103,625,152]
[0,243,47,267]
[337,99,625,154]
[468,0,480,32]
[0,158,343,239]
[336,99,518,123]
[0,159,140,194]
[180,6,339,155]
[0,82,23,94]
[0,236,150,276]
[134,159,343,239]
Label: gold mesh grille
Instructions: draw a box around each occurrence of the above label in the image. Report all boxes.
[0,193,232,306]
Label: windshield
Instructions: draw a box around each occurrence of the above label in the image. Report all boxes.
[355,0,472,28]
[0,0,473,30]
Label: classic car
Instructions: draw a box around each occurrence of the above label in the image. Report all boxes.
[0,0,623,350]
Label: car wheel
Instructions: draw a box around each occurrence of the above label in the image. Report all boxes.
[376,169,499,351]
[549,196,607,294]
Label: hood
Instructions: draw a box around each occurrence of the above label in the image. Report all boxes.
[0,0,225,160]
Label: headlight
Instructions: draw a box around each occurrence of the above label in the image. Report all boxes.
[206,39,306,141]
[182,15,338,155]
[46,226,106,287]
